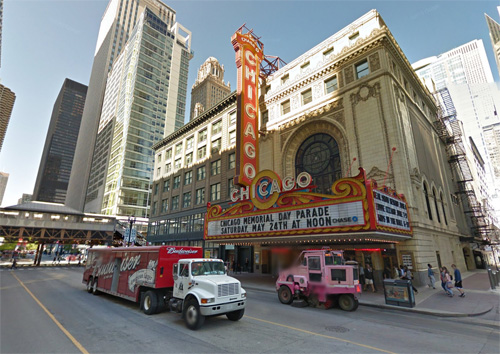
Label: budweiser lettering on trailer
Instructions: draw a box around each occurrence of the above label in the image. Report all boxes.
[232,29,264,186]
[167,247,199,255]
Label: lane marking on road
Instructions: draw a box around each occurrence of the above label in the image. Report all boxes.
[10,272,90,354]
[245,315,397,354]
[0,274,66,290]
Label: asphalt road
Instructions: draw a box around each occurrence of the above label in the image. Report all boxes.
[1,267,498,354]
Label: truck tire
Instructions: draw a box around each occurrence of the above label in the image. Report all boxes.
[86,278,93,293]
[226,309,244,321]
[278,285,293,304]
[91,278,99,295]
[142,290,158,315]
[183,298,205,330]
[338,294,358,311]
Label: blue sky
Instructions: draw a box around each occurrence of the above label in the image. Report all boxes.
[0,0,498,207]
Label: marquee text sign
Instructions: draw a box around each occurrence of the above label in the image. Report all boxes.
[231,30,264,186]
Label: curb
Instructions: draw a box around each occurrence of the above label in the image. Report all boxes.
[242,285,494,318]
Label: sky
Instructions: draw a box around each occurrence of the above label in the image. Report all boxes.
[0,0,499,208]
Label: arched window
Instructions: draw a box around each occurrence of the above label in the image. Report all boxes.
[295,133,341,194]
[423,182,433,220]
[440,192,448,225]
[433,188,441,223]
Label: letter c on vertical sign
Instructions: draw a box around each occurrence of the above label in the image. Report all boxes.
[245,51,256,67]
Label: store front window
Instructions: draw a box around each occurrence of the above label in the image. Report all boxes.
[295,133,341,194]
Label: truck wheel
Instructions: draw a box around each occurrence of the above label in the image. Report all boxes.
[278,285,293,304]
[142,291,158,315]
[226,309,244,321]
[86,278,93,293]
[91,278,99,295]
[183,298,205,330]
[338,294,358,311]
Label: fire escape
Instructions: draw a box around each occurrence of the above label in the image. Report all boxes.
[432,88,492,244]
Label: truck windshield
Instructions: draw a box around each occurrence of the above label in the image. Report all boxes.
[191,262,225,276]
[325,255,344,265]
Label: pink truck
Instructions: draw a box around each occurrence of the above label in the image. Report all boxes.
[276,249,361,311]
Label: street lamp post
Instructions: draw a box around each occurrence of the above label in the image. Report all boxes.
[127,216,136,246]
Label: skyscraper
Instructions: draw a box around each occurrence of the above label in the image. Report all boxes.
[485,9,500,78]
[33,79,87,203]
[0,172,8,206]
[66,0,178,211]
[190,57,231,120]
[84,7,192,217]
[0,83,15,152]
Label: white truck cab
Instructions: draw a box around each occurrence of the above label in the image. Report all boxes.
[170,258,246,329]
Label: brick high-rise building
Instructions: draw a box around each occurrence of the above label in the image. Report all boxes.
[0,83,15,152]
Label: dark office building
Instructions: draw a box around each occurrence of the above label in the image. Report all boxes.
[33,79,87,203]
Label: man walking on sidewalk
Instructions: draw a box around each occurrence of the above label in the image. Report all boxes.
[451,264,466,297]
[427,264,436,289]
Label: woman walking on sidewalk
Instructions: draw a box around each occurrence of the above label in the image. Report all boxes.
[451,264,466,297]
[427,264,436,289]
[443,267,454,297]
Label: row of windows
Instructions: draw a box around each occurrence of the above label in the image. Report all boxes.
[154,154,236,195]
[423,182,448,226]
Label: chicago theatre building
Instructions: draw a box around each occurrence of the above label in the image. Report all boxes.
[149,10,476,284]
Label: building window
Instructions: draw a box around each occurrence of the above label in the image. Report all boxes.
[161,199,168,212]
[229,111,236,126]
[156,167,161,177]
[323,47,334,59]
[197,166,206,181]
[212,120,222,135]
[186,136,194,150]
[184,170,192,185]
[154,183,159,195]
[281,100,291,115]
[229,130,236,145]
[198,128,207,143]
[157,153,162,162]
[165,148,172,159]
[183,192,191,208]
[211,159,221,176]
[325,76,338,94]
[196,188,205,205]
[152,201,157,215]
[163,179,170,192]
[210,183,221,201]
[228,178,234,197]
[175,142,183,156]
[423,182,433,220]
[261,110,268,126]
[440,192,448,225]
[185,152,193,165]
[295,133,341,194]
[355,59,369,79]
[228,153,236,169]
[197,145,206,160]
[174,158,181,169]
[302,88,312,105]
[300,61,310,72]
[173,175,180,189]
[211,138,221,154]
[433,188,441,223]
[281,74,289,85]
[165,163,171,174]
[171,196,179,210]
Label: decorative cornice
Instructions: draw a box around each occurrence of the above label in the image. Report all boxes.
[153,91,237,151]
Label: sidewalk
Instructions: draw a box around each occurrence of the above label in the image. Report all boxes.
[231,270,500,327]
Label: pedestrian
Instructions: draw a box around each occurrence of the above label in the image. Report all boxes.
[443,267,454,297]
[399,265,406,279]
[364,264,376,292]
[383,266,391,279]
[393,265,400,279]
[359,264,365,289]
[403,266,418,294]
[10,258,17,269]
[53,255,57,264]
[427,264,436,289]
[451,264,465,297]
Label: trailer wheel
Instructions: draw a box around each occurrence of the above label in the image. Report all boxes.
[338,294,358,311]
[226,309,244,321]
[142,291,158,315]
[278,285,293,304]
[86,278,93,293]
[91,278,99,295]
[183,298,205,330]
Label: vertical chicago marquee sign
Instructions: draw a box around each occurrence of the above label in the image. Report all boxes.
[231,28,264,187]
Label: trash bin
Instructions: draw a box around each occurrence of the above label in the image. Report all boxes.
[383,279,415,308]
